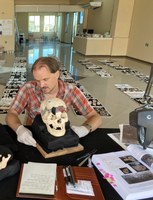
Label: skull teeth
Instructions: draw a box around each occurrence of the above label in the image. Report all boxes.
[49,124,62,130]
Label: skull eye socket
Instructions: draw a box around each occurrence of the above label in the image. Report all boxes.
[57,119,61,123]
[51,107,56,115]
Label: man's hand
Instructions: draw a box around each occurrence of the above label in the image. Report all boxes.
[16,125,36,147]
[71,125,89,138]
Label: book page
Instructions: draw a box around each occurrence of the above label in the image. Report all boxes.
[19,162,57,196]
[127,144,153,168]
[92,151,153,200]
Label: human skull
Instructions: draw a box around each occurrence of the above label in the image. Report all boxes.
[0,154,11,170]
[40,98,68,137]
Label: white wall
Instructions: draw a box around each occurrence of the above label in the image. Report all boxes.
[111,0,134,56]
[86,0,114,34]
[127,0,153,63]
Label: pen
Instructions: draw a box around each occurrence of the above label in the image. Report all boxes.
[63,167,69,185]
[69,166,76,187]
[76,153,90,161]
[78,155,91,167]
[68,166,76,187]
[76,149,97,161]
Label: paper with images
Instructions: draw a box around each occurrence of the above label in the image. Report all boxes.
[92,147,153,200]
[19,162,57,196]
[127,144,153,168]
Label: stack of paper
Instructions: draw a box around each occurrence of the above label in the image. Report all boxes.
[17,162,57,199]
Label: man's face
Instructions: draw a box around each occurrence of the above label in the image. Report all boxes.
[33,65,59,95]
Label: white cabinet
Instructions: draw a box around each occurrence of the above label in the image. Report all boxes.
[73,36,112,56]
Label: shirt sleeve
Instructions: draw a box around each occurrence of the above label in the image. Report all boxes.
[10,83,29,114]
[69,86,93,116]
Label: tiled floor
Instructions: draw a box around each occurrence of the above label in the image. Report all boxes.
[0,41,152,128]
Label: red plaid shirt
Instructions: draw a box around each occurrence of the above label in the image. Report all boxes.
[10,79,93,125]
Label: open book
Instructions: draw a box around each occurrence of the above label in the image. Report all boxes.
[92,144,153,200]
[16,162,57,199]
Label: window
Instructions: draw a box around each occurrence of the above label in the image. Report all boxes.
[28,49,39,64]
[65,13,69,33]
[79,12,84,24]
[44,16,55,32]
[29,16,40,32]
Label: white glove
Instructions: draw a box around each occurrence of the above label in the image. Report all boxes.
[16,125,36,147]
[71,125,89,138]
